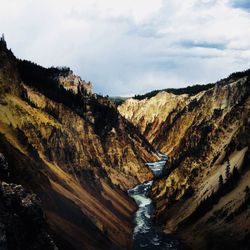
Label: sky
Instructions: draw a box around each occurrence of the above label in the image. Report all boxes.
[0,0,250,96]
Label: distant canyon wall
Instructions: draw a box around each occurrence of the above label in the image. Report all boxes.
[118,72,250,249]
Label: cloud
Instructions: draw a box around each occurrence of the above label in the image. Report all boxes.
[0,0,250,95]
[180,40,226,50]
[230,0,250,11]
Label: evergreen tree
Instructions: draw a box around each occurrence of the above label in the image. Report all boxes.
[244,186,250,200]
[0,33,7,48]
[0,33,4,41]
[171,178,175,187]
[225,162,231,182]
[219,174,224,189]
[231,166,240,184]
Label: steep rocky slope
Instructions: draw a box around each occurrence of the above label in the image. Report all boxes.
[118,84,215,144]
[118,71,250,249]
[0,37,157,249]
[57,69,92,95]
[118,92,189,143]
[0,153,57,250]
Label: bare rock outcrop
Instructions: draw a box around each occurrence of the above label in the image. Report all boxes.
[118,92,188,143]
[0,38,156,249]
[0,154,57,250]
[118,70,250,249]
[57,70,92,95]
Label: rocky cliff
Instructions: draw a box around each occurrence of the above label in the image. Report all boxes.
[0,38,157,249]
[0,153,57,250]
[118,92,189,143]
[118,72,250,249]
[57,69,93,95]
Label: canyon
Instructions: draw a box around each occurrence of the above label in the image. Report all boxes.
[119,70,250,249]
[0,34,250,250]
[0,37,156,250]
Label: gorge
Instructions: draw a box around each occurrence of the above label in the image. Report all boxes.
[128,154,181,250]
[0,35,250,250]
[0,37,156,250]
[119,69,250,250]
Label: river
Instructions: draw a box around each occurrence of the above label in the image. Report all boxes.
[128,154,181,250]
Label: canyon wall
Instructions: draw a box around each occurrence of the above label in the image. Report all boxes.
[118,92,188,143]
[0,39,157,249]
[119,72,250,249]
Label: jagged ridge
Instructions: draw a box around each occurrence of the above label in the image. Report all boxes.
[118,70,250,249]
[0,37,157,249]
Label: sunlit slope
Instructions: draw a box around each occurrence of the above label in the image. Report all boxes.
[118,67,250,249]
[0,39,157,249]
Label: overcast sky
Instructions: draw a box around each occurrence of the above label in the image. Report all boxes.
[0,0,250,96]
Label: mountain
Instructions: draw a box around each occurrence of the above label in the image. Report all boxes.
[2,33,250,250]
[108,96,129,106]
[0,153,57,250]
[0,37,157,249]
[118,91,189,143]
[118,71,250,249]
[132,83,215,101]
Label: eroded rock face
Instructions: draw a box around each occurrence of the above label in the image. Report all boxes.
[118,71,250,249]
[0,38,21,98]
[0,181,58,250]
[9,84,155,190]
[118,92,189,143]
[153,77,250,155]
[0,40,156,249]
[0,153,9,179]
[0,153,57,250]
[57,70,92,95]
[153,77,250,249]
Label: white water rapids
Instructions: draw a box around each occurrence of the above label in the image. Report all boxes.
[128,154,180,250]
